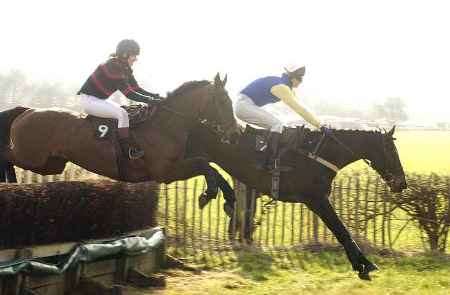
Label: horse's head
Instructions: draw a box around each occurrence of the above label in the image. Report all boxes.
[368,126,407,193]
[201,73,240,143]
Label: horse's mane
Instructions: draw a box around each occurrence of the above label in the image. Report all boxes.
[287,127,381,135]
[167,80,210,99]
[310,128,382,136]
[245,125,383,137]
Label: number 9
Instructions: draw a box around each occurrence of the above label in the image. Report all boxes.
[98,125,109,138]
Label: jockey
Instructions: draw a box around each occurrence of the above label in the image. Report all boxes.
[77,39,162,160]
[235,65,325,169]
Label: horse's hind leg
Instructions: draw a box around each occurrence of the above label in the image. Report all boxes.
[4,162,17,182]
[28,156,68,176]
[0,162,6,182]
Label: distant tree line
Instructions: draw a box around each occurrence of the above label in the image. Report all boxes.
[1,70,409,123]
[0,70,79,111]
[313,96,409,123]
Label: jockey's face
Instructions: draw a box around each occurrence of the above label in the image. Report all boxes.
[291,77,303,88]
[127,55,138,67]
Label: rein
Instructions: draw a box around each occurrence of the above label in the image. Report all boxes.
[327,132,373,167]
[310,130,391,178]
[158,89,234,143]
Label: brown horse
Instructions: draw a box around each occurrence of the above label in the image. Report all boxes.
[186,123,407,280]
[0,74,239,200]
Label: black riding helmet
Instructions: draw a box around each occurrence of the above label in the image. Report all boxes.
[116,39,140,58]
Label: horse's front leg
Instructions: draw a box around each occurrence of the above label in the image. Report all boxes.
[157,157,219,206]
[304,197,378,280]
[198,167,236,216]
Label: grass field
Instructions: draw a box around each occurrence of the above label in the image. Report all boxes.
[120,249,450,295]
[395,130,450,173]
[155,130,450,294]
[341,130,450,174]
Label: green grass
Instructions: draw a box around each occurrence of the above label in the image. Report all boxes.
[124,250,450,295]
[341,130,450,174]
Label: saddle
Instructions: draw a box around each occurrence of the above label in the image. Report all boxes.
[241,125,322,200]
[83,104,157,180]
[241,124,310,156]
[84,104,157,139]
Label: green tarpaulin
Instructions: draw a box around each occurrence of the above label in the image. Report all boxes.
[0,227,165,276]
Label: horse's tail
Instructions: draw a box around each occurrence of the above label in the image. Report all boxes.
[0,106,29,182]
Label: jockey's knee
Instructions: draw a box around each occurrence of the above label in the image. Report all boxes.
[118,108,130,128]
[270,123,283,133]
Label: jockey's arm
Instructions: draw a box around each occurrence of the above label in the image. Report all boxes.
[271,84,321,128]
[124,89,159,103]
[128,75,161,99]
[120,75,162,103]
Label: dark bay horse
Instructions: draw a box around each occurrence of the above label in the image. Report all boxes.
[0,74,239,200]
[186,123,407,280]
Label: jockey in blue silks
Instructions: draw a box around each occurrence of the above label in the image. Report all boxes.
[235,65,325,169]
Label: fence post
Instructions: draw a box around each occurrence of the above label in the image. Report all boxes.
[382,186,387,248]
[354,175,360,239]
[363,172,371,240]
[290,203,296,246]
[312,213,319,244]
[192,179,198,256]
[373,177,379,246]
[299,204,304,244]
[183,180,188,255]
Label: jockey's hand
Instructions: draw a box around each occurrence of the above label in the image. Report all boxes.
[320,125,332,135]
[147,94,163,105]
[152,93,163,100]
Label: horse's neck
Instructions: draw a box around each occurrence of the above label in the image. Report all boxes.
[165,95,198,115]
[162,90,205,128]
[321,131,376,169]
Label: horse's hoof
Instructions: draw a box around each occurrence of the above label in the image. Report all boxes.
[366,263,379,272]
[358,263,378,280]
[223,203,234,217]
[198,193,216,209]
[358,271,371,281]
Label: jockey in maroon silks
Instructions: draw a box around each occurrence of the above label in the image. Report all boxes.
[78,39,161,160]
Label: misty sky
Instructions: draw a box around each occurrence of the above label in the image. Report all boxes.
[1,0,449,122]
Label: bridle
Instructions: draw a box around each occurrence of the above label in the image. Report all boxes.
[158,83,236,142]
[321,131,398,183]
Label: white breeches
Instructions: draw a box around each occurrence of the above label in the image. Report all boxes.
[234,94,283,133]
[80,94,129,128]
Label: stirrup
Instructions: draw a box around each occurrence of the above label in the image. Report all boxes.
[129,148,144,160]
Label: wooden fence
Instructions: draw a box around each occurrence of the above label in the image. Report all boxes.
[11,165,442,255]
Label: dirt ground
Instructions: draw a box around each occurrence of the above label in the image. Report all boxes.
[117,270,246,295]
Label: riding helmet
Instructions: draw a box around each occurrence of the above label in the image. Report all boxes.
[116,39,140,58]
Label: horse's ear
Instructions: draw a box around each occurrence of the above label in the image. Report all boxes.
[214,73,221,87]
[387,125,396,137]
[223,74,228,87]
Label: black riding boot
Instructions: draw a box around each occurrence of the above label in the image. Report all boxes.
[265,132,281,170]
[118,128,144,160]
[256,132,281,170]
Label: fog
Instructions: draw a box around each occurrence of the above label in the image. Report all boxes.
[1,0,449,123]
